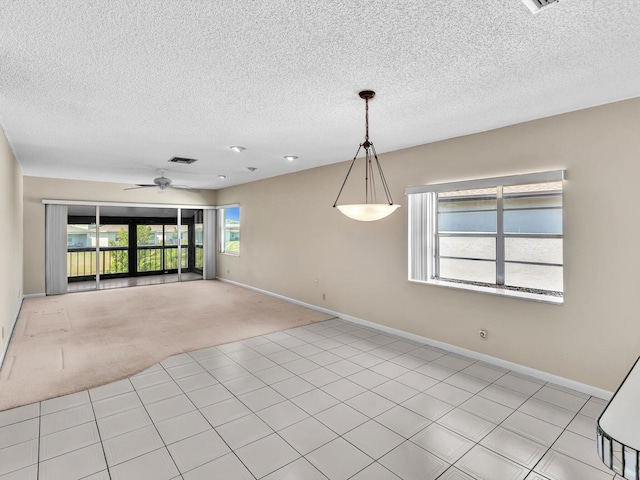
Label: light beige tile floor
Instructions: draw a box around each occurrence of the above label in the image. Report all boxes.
[0,318,616,480]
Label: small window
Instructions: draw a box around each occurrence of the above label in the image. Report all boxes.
[219,206,240,255]
[408,171,564,303]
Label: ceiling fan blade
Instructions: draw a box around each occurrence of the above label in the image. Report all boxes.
[123,185,156,191]
[170,185,201,193]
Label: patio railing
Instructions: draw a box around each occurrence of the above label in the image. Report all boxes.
[68,246,188,277]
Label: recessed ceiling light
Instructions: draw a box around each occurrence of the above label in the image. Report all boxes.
[229,146,246,153]
[218,175,227,179]
[284,155,298,161]
[246,167,257,172]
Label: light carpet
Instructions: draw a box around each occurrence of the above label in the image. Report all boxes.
[0,280,333,411]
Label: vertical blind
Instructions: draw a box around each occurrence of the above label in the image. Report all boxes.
[45,204,68,295]
[408,192,432,283]
[203,208,216,280]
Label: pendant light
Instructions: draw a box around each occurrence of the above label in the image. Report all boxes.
[333,90,400,221]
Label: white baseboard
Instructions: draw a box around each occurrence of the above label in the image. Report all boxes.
[23,293,45,298]
[0,296,24,372]
[342,314,612,400]
[217,277,613,400]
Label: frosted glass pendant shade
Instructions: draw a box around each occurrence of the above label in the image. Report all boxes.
[337,204,400,221]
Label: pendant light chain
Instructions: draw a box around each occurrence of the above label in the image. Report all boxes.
[365,96,370,143]
[365,96,370,204]
[332,90,399,220]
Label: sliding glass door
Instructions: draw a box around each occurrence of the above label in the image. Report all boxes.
[181,208,204,282]
[65,205,205,291]
[67,221,130,280]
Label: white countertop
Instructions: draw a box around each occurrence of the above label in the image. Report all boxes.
[599,357,640,449]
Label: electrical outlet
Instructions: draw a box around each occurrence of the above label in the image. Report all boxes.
[479,329,488,339]
[314,279,319,287]
[322,293,326,301]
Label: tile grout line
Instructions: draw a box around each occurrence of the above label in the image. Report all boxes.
[170,358,255,478]
[175,331,598,478]
[203,323,378,478]
[444,367,547,476]
[2,317,609,480]
[528,393,611,479]
[36,401,41,480]
[123,373,186,478]
[215,323,482,478]
[93,349,604,480]
[159,355,261,479]
[233,329,381,480]
[193,340,317,479]
[85,388,112,480]
[254,322,601,478]
[193,322,543,478]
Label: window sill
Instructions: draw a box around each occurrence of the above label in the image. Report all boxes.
[409,278,563,305]
[219,252,239,257]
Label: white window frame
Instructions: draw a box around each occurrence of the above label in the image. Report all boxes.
[407,170,565,304]
[218,204,240,256]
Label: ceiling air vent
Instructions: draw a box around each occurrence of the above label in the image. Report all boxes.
[169,157,198,165]
[522,0,559,14]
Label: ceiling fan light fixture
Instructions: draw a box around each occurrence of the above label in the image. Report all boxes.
[230,146,246,153]
[522,0,559,14]
[154,175,171,187]
[123,168,199,193]
[333,90,399,222]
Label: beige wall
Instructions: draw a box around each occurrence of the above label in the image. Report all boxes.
[216,97,640,391]
[23,177,216,295]
[0,126,23,358]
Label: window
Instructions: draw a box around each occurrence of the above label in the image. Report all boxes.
[219,206,240,255]
[408,171,564,303]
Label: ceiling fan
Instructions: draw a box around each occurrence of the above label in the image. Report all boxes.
[124,169,200,193]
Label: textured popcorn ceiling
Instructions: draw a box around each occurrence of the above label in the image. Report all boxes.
[1,1,640,189]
